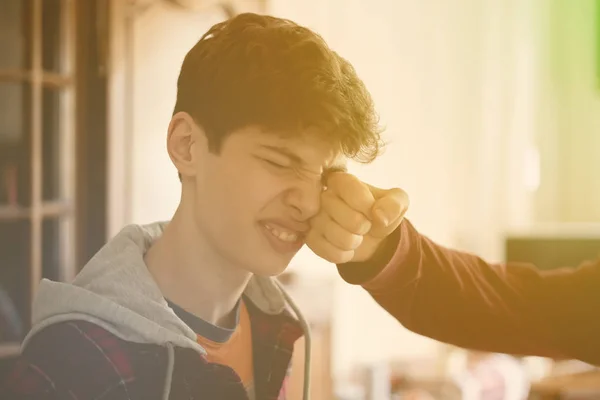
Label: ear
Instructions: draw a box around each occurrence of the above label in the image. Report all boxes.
[167,112,204,179]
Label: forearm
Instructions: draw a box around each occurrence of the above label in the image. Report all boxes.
[339,220,600,364]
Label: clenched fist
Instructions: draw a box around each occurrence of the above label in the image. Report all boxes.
[306,172,409,264]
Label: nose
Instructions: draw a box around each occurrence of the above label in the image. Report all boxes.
[284,179,322,221]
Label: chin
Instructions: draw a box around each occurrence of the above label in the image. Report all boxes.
[248,257,293,277]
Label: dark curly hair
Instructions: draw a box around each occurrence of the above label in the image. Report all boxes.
[173,13,383,164]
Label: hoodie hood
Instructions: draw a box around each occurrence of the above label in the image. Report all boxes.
[22,222,312,399]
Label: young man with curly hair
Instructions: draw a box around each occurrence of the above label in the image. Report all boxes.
[2,13,406,400]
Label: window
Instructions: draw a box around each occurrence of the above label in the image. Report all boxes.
[0,0,76,356]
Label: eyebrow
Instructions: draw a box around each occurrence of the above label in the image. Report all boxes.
[259,144,346,176]
[260,144,306,166]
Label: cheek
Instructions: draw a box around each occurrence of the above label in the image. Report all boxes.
[233,163,289,207]
[202,160,286,218]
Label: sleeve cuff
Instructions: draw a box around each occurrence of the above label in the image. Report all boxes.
[337,219,411,286]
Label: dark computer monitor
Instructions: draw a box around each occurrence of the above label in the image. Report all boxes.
[505,234,600,270]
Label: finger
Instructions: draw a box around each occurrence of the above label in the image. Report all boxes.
[309,212,364,251]
[326,172,375,218]
[305,229,355,264]
[368,212,404,239]
[367,192,408,238]
[370,188,409,227]
[321,190,372,235]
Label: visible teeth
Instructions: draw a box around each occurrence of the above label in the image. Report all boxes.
[265,225,298,242]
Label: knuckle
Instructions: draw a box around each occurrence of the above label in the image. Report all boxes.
[348,213,369,233]
[325,171,347,187]
[390,188,410,206]
[331,172,361,191]
[342,173,362,186]
[331,250,353,264]
[333,232,363,251]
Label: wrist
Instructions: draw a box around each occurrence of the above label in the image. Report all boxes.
[351,236,388,263]
[337,225,403,285]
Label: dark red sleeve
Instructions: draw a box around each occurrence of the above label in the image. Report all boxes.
[338,220,600,366]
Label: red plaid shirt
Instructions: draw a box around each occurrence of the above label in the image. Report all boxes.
[1,299,304,399]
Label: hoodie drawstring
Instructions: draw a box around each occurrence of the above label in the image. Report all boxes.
[276,282,312,400]
[162,343,175,400]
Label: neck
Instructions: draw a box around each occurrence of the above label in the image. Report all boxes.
[145,206,252,328]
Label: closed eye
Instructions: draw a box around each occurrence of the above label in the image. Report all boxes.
[264,159,290,169]
[261,157,325,189]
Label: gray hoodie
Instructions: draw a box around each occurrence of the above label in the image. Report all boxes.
[22,222,312,400]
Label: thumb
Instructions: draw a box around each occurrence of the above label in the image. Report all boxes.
[370,188,409,227]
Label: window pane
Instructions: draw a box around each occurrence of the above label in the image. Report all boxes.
[0,83,31,207]
[0,220,29,342]
[42,0,63,73]
[0,0,30,70]
[42,217,61,281]
[42,88,61,201]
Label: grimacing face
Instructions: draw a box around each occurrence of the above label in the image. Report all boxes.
[189,124,340,276]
